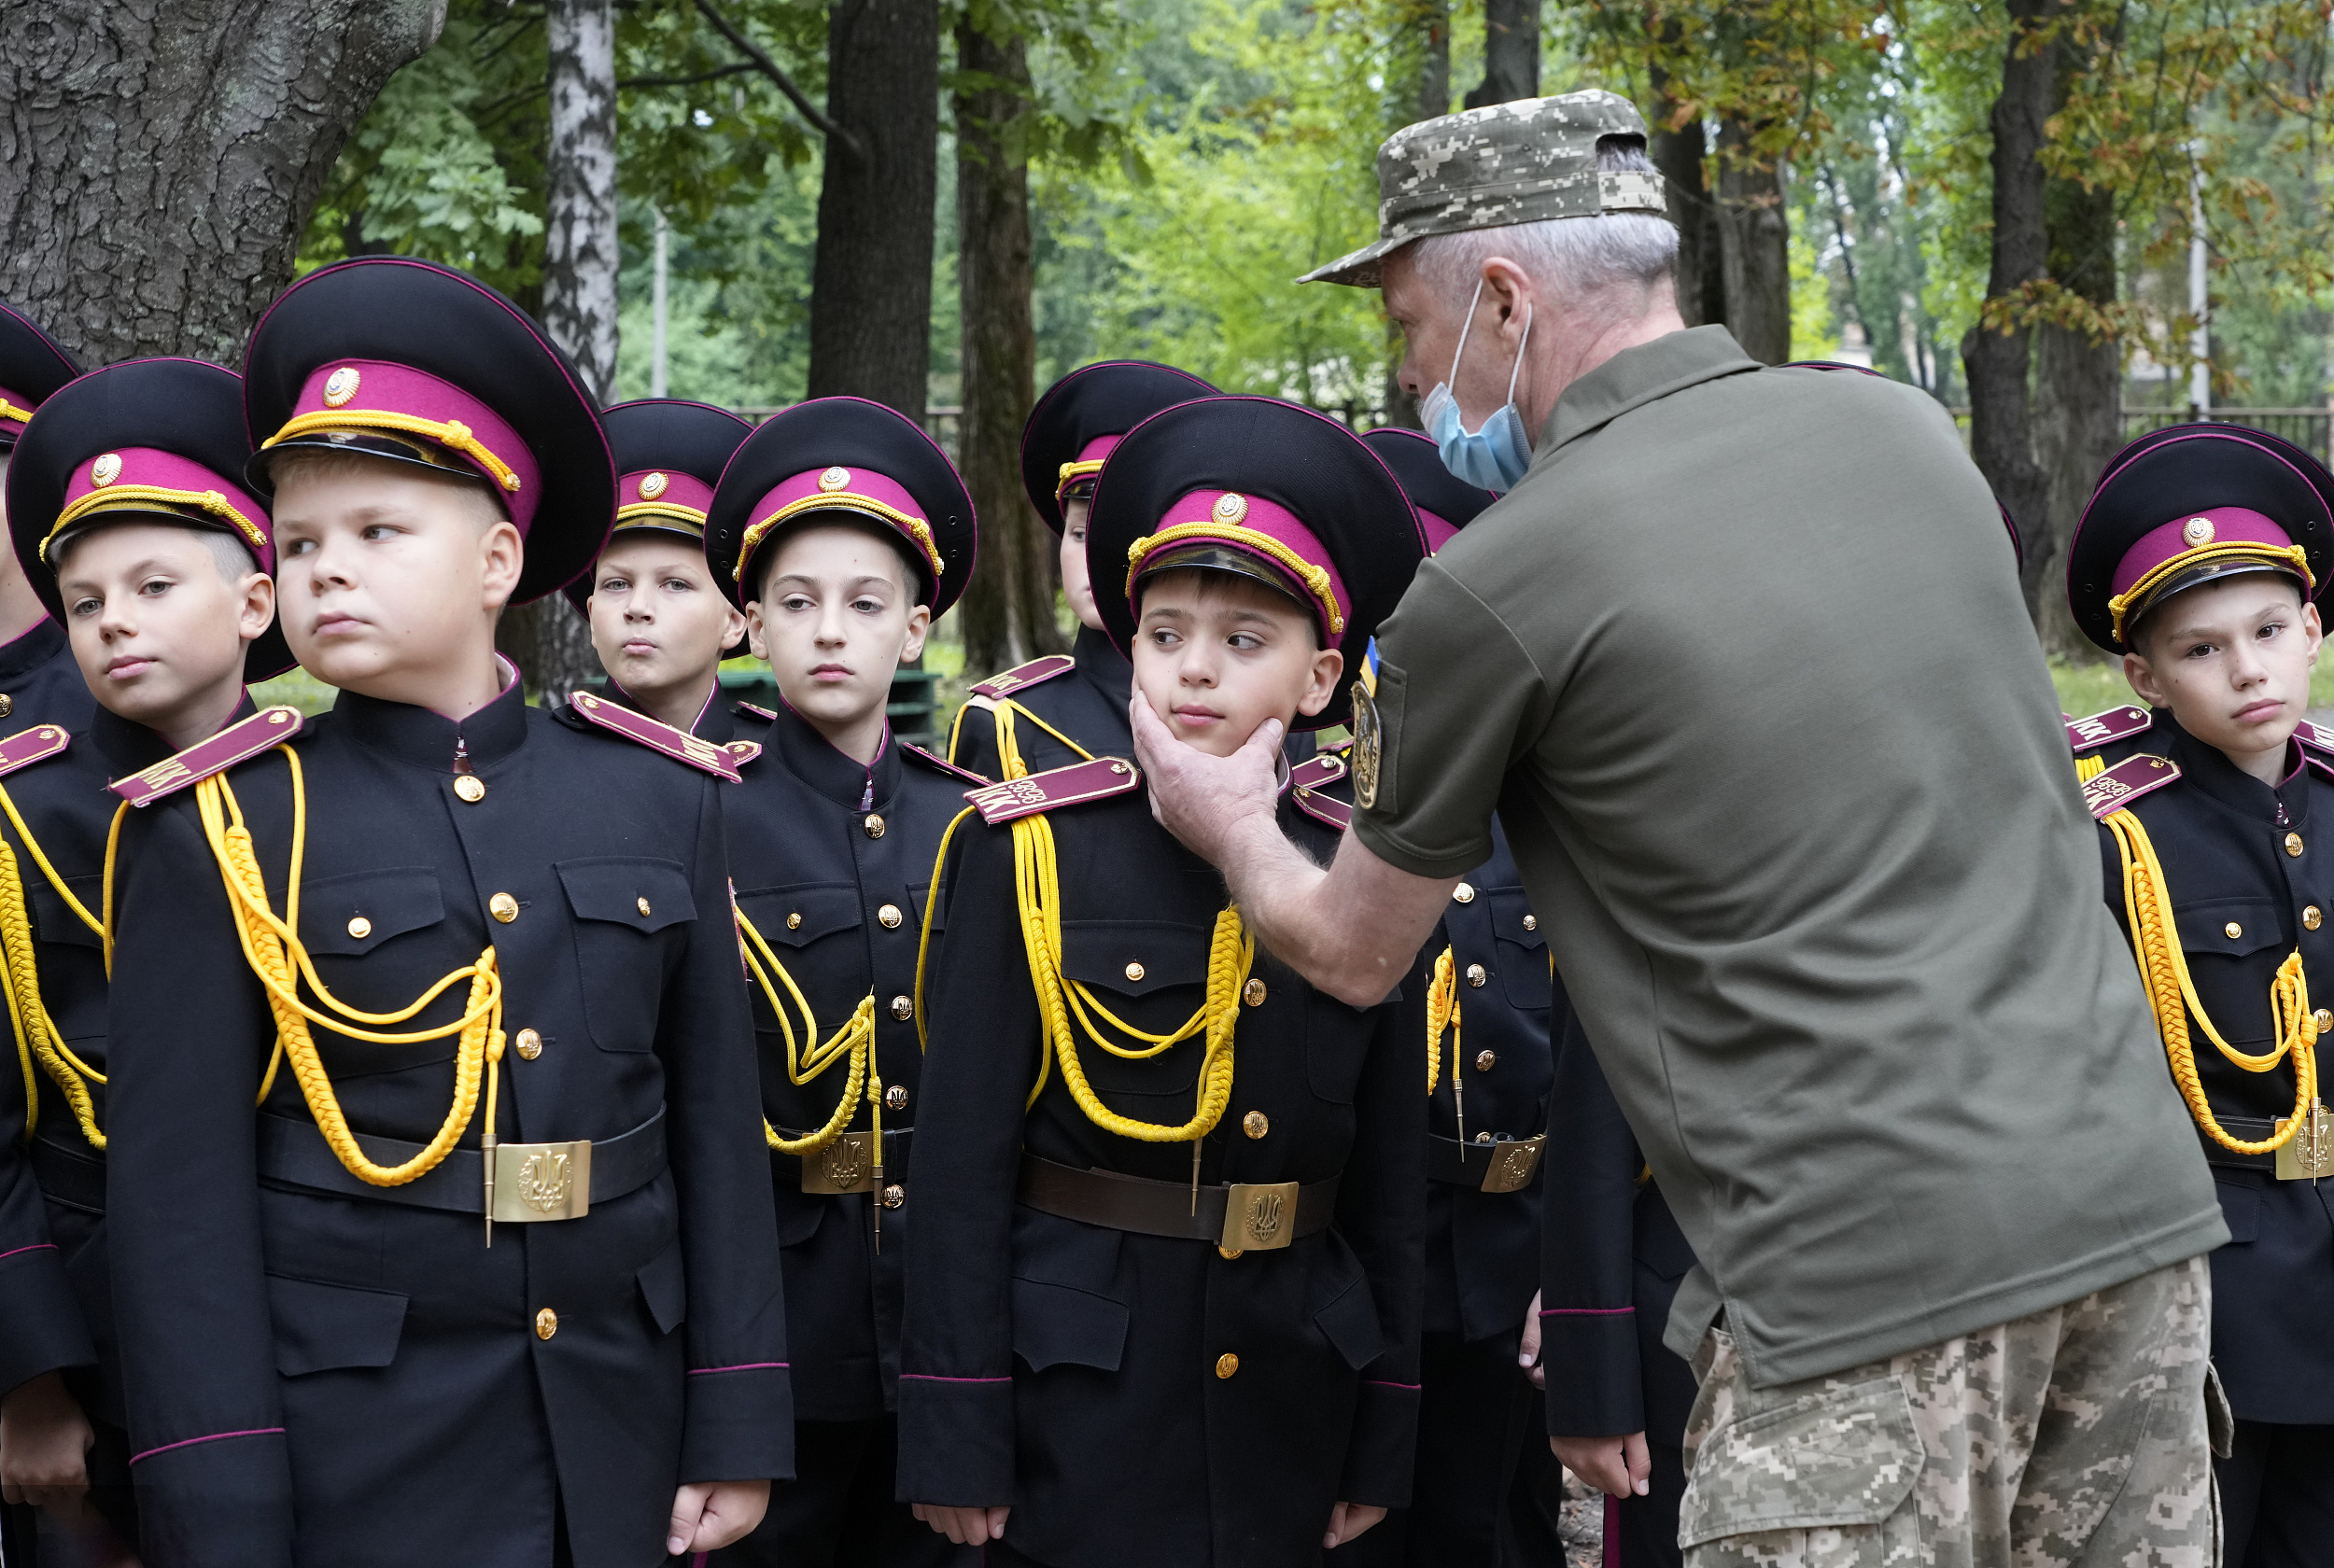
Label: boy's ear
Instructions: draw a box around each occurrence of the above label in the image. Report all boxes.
[742,597,767,663]
[479,520,525,612]
[238,571,275,647]
[901,602,932,666]
[2121,647,2168,709]
[1295,646,1345,718]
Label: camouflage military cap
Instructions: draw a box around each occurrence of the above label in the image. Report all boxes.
[1298,90,1667,287]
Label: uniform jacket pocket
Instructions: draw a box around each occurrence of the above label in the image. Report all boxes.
[1488,889,1552,1011]
[1679,1374,1922,1547]
[1313,1268,1389,1372]
[741,883,861,950]
[2174,897,2286,961]
[267,1274,410,1377]
[637,1239,687,1335]
[29,875,103,950]
[557,857,694,1051]
[298,867,445,957]
[1058,919,1213,1097]
[1011,1277,1129,1373]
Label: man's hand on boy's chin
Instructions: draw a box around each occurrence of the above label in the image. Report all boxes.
[1131,695,1283,863]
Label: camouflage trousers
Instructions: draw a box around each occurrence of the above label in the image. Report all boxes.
[1679,1256,2219,1567]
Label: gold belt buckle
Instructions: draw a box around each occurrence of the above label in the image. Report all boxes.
[1220,1181,1301,1252]
[2276,1102,2334,1180]
[1478,1135,1546,1195]
[489,1140,593,1223]
[801,1132,879,1195]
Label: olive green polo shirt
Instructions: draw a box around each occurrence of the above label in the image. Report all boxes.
[1357,327,2227,1388]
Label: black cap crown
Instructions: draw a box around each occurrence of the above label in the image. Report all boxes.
[0,300,83,454]
[564,399,752,621]
[1020,360,1216,533]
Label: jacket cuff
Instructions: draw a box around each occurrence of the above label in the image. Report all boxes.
[129,1426,295,1568]
[895,1372,1016,1505]
[680,1363,794,1483]
[1337,1378,1421,1506]
[0,1244,96,1395]
[1541,1309,1646,1437]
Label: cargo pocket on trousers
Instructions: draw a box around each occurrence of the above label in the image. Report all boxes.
[1678,1375,1923,1550]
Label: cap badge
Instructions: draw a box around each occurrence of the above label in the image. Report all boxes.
[2183,516,2215,547]
[1213,493,1249,525]
[90,453,121,488]
[819,466,851,492]
[323,367,361,408]
[639,471,669,500]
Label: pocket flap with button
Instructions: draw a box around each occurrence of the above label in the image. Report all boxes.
[267,1274,410,1377]
[636,1239,687,1335]
[28,875,103,950]
[908,878,946,935]
[739,884,861,949]
[1486,889,1544,951]
[556,858,695,933]
[1011,1276,1130,1372]
[1678,1375,1922,1547]
[2174,898,2286,959]
[1059,920,1209,997]
[299,868,446,957]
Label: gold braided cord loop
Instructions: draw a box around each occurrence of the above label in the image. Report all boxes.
[0,400,33,427]
[43,484,269,561]
[736,903,879,1156]
[196,749,505,1186]
[914,805,980,1051]
[2074,753,2107,784]
[2107,542,2314,642]
[1124,523,1344,636]
[1426,945,1459,1097]
[1010,804,1250,1140]
[2105,805,2318,1154]
[991,700,1094,784]
[0,780,120,1147]
[262,411,523,494]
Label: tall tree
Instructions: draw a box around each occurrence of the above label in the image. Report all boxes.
[954,11,1062,673]
[807,0,939,419]
[1384,0,1454,428]
[1464,0,1540,108]
[1647,54,1723,329]
[1714,114,1789,361]
[0,0,444,362]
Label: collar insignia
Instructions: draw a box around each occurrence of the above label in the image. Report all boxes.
[111,707,302,807]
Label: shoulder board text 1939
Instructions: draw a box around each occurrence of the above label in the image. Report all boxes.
[965,756,1140,825]
[569,690,741,782]
[969,653,1076,702]
[0,722,69,780]
[903,741,990,787]
[2082,752,2180,821]
[2066,705,2151,753]
[111,707,303,807]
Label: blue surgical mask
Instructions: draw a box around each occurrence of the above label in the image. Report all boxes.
[1420,278,1534,493]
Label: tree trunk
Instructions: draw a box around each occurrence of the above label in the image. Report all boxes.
[1715,117,1789,363]
[0,0,444,363]
[497,594,602,705]
[1648,60,1722,329]
[2032,125,2120,654]
[807,0,939,420]
[1462,0,1538,108]
[952,19,1062,676]
[542,0,618,401]
[1384,0,1452,429]
[1961,0,2056,623]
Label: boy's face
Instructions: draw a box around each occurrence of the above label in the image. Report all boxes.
[1060,497,1102,631]
[57,523,272,728]
[2124,575,2322,756]
[587,534,744,703]
[271,461,522,699]
[745,523,929,734]
[1132,569,1342,758]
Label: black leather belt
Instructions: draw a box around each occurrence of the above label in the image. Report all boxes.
[778,1127,913,1195]
[31,1133,105,1215]
[2201,1117,2279,1173]
[256,1109,666,1217]
[1016,1153,1338,1253]
[1427,1133,1545,1194]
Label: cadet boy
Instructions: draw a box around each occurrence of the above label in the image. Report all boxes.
[698,396,983,1566]
[2065,423,2334,1568]
[0,301,96,734]
[949,359,1213,781]
[0,357,288,1556]
[574,398,752,737]
[1329,424,1565,1567]
[900,396,1426,1568]
[101,257,790,1568]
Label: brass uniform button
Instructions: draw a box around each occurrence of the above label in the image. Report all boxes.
[515,1029,543,1060]
[1243,1111,1269,1140]
[534,1308,558,1340]
[2316,1008,2333,1035]
[1217,1246,1244,1260]
[1124,961,1146,983]
[1522,914,1538,931]
[891,995,914,1022]
[787,913,803,930]
[1452,882,1476,903]
[2288,832,2306,858]
[454,776,486,803]
[881,1183,906,1208]
[864,813,886,839]
[489,892,520,924]
[636,896,653,917]
[1475,1050,1497,1072]
[879,903,904,929]
[346,916,373,940]
[1475,1131,1494,1144]
[2226,922,2244,940]
[0,694,14,719]
[885,1084,908,1112]
[1215,1352,1239,1379]
[2309,906,2325,931]
[1243,977,1267,1006]
[1465,963,1487,987]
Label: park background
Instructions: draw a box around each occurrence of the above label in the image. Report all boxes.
[6,0,2333,725]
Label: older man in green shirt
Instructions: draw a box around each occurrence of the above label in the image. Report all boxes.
[1133,91,2227,1568]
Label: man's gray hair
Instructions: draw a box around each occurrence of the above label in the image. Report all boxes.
[1409,137,1678,309]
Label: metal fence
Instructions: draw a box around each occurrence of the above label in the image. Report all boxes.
[1947,406,2334,466]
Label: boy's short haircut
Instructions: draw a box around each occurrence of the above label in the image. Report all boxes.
[265,444,509,530]
[1133,563,1321,649]
[48,518,259,584]
[749,512,925,609]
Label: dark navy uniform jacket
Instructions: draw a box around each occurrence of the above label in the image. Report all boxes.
[949,627,1132,780]
[0,617,97,736]
[2086,707,2334,1425]
[714,695,977,1421]
[898,777,1425,1568]
[103,678,792,1568]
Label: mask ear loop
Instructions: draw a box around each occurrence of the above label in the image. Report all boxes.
[1504,303,1534,405]
[1448,275,1488,385]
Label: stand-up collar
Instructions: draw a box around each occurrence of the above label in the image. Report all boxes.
[88,691,259,777]
[2157,707,2312,829]
[599,676,738,745]
[1537,325,1763,459]
[0,617,67,687]
[334,655,530,771]
[761,694,901,812]
[1073,623,1132,708]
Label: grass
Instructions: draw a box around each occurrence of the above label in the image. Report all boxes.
[2049,654,2334,718]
